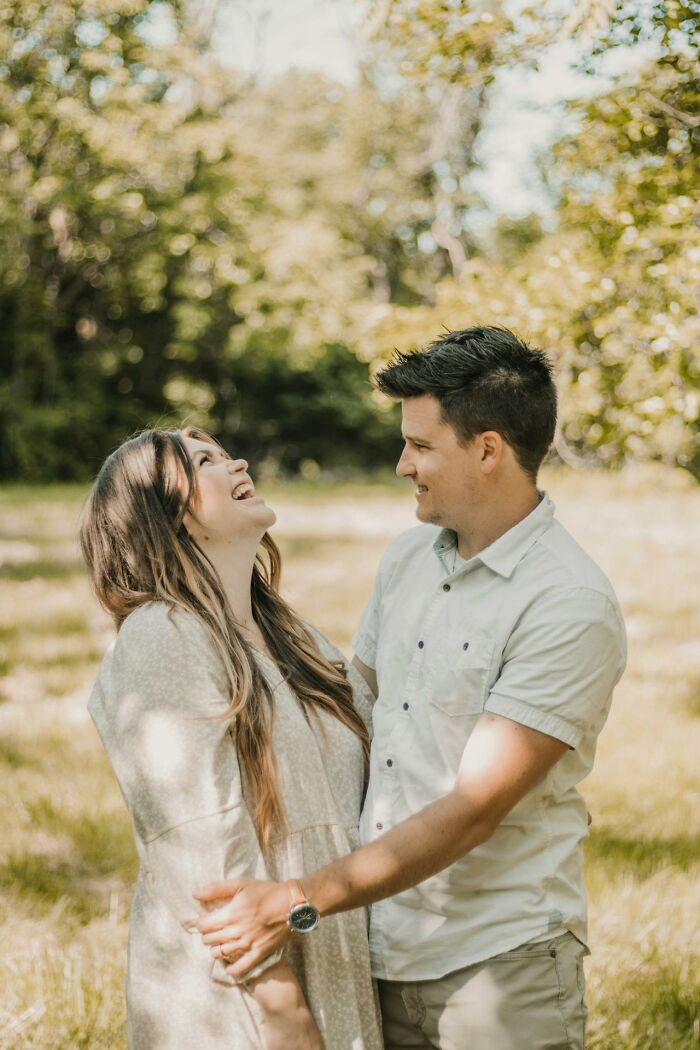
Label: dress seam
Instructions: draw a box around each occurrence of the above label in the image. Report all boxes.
[142,800,245,843]
[269,819,359,845]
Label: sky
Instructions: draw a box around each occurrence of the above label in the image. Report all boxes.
[216,0,361,85]
[213,0,635,218]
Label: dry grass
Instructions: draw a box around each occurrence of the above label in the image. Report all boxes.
[0,465,698,1048]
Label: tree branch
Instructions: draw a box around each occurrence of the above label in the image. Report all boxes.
[642,92,700,129]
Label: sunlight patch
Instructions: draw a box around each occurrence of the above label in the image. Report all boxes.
[139,710,188,784]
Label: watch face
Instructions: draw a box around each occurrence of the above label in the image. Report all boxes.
[289,902,319,933]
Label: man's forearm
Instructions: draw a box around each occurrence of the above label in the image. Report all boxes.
[303,789,494,917]
[195,713,567,979]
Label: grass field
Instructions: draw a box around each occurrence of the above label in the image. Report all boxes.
[1,467,699,1048]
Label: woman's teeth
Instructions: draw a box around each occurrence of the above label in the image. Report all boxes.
[232,483,254,500]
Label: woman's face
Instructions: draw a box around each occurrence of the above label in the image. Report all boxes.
[180,435,276,545]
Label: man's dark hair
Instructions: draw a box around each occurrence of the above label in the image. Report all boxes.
[375,326,557,480]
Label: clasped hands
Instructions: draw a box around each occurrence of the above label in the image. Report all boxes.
[194,877,292,978]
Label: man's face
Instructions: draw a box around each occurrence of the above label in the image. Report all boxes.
[396,395,482,529]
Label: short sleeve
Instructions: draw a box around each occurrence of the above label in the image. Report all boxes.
[352,570,383,671]
[92,604,281,985]
[485,588,626,750]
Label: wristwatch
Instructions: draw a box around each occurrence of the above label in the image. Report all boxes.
[285,879,320,934]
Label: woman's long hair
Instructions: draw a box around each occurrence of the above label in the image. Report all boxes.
[79,427,370,851]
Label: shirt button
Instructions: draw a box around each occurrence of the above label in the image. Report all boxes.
[376,822,383,831]
[463,642,469,651]
[418,640,424,649]
[443,583,451,592]
[402,702,409,710]
[386,759,393,767]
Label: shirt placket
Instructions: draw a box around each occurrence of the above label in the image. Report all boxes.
[370,565,464,969]
[375,548,470,821]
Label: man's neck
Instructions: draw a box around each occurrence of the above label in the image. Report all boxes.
[456,486,542,561]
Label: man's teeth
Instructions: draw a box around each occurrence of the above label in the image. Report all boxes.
[233,483,254,500]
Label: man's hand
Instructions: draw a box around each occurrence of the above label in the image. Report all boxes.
[194,877,292,978]
[196,714,574,969]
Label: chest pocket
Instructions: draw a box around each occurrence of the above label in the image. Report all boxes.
[429,630,495,717]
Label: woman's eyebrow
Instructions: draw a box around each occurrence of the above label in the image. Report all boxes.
[196,446,228,459]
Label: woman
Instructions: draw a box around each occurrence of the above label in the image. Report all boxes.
[80,427,383,1050]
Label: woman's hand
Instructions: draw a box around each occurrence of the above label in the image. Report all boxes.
[195,877,293,977]
[247,959,324,1050]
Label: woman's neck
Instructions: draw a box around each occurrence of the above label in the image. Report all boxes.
[204,537,271,654]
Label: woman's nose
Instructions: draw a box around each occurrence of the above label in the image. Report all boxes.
[228,459,248,473]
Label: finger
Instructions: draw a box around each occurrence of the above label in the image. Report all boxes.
[213,939,247,961]
[198,915,239,935]
[225,947,268,979]
[197,905,245,934]
[193,878,245,903]
[196,909,230,934]
[202,925,240,946]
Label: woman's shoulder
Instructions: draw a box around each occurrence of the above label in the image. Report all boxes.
[304,622,375,724]
[304,622,344,663]
[115,601,213,664]
[90,602,228,722]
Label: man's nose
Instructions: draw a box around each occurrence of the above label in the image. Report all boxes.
[396,448,414,478]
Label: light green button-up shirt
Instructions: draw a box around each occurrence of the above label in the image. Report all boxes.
[353,493,626,981]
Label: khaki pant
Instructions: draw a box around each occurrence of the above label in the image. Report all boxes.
[378,933,588,1050]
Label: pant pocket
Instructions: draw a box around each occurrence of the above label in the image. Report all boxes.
[551,934,587,1050]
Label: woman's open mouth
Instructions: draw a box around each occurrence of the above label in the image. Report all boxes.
[231,480,255,500]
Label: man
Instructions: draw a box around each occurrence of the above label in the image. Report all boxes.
[196,326,626,1049]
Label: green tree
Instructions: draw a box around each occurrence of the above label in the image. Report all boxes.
[0,1,496,480]
[0,0,245,478]
[367,0,700,478]
[549,2,700,476]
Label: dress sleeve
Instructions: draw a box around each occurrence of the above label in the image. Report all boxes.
[485,587,627,750]
[101,604,282,986]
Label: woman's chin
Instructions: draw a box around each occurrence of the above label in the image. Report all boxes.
[251,498,276,529]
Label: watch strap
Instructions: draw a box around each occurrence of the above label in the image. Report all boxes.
[286,878,307,908]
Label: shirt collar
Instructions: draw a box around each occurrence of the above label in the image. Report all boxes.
[432,492,555,579]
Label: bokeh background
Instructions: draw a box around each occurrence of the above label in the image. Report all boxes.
[1,1,699,1047]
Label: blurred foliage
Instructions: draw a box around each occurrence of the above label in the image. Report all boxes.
[0,0,495,480]
[0,0,698,480]
[371,0,700,477]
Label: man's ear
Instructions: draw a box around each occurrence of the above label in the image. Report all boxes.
[479,431,503,475]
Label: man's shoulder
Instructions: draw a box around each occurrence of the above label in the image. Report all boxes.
[532,519,621,612]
